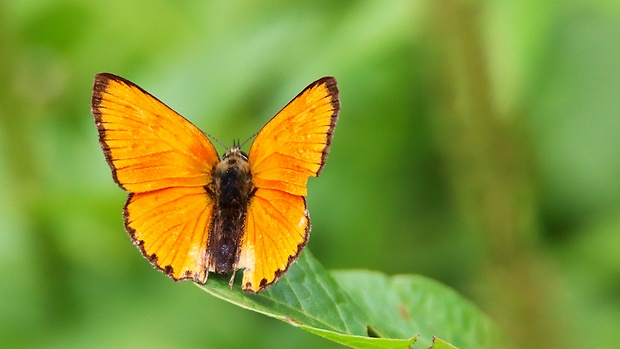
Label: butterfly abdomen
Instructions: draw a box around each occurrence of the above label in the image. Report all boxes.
[208,147,253,274]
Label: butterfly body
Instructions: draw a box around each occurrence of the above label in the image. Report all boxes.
[207,147,253,275]
[92,73,339,293]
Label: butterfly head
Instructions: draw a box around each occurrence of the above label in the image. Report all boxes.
[222,146,249,163]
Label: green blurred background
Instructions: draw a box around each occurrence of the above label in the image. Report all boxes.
[1,1,619,348]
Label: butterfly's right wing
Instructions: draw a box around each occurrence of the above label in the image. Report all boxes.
[92,73,219,282]
[239,77,339,293]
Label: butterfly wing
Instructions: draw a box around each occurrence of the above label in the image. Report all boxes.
[92,73,219,283]
[239,77,339,292]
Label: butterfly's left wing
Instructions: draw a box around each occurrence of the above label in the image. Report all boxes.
[92,73,220,283]
[239,77,339,293]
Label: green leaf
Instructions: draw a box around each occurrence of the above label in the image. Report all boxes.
[297,325,417,349]
[332,271,502,349]
[429,337,458,349]
[198,250,370,336]
[196,251,501,349]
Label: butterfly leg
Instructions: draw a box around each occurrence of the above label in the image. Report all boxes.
[228,269,237,289]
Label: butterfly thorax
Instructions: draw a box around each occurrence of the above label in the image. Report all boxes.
[207,147,254,274]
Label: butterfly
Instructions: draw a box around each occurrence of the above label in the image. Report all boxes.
[91,73,339,293]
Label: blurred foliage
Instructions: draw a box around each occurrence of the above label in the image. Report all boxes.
[1,1,619,348]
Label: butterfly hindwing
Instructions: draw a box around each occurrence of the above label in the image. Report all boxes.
[92,73,219,282]
[240,77,339,292]
[239,189,309,292]
[125,188,213,282]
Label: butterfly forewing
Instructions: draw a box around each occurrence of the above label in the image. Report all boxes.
[248,77,339,196]
[92,73,219,193]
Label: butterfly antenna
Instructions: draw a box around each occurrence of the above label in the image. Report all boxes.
[240,132,258,149]
[203,131,229,151]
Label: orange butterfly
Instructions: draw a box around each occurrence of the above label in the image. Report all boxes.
[91,73,339,293]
